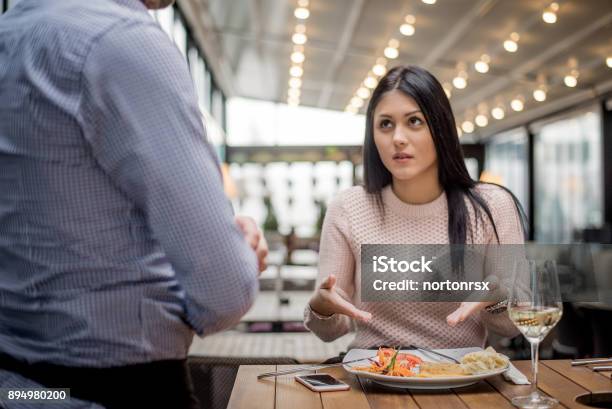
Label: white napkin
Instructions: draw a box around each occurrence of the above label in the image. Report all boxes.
[503,362,530,385]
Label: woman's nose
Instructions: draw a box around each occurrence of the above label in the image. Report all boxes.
[392,128,409,146]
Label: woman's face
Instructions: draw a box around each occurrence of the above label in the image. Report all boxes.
[372,90,438,182]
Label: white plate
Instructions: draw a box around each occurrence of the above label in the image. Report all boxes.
[342,347,509,390]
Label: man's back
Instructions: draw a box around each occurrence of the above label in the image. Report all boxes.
[0,0,258,368]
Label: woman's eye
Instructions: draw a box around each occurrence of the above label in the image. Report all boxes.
[408,116,423,126]
[379,119,393,129]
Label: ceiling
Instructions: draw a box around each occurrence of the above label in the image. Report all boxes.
[197,0,612,139]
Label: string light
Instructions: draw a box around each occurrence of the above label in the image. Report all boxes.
[510,96,524,112]
[475,114,489,127]
[372,58,387,76]
[422,0,436,4]
[542,2,559,24]
[491,106,505,120]
[607,56,612,68]
[289,77,302,89]
[350,96,364,108]
[292,32,307,45]
[288,88,301,98]
[357,87,371,99]
[504,32,520,53]
[452,68,468,89]
[384,39,400,59]
[364,75,378,89]
[461,120,475,134]
[289,65,303,77]
[474,54,490,73]
[294,7,310,19]
[400,16,415,37]
[564,72,578,87]
[443,82,452,99]
[533,85,547,102]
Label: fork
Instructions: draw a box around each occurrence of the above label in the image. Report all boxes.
[408,344,461,363]
[256,356,377,379]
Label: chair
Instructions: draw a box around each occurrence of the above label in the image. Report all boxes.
[187,356,299,409]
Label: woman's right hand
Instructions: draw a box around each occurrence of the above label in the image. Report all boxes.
[308,274,372,322]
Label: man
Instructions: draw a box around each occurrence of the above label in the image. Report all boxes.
[0,0,266,407]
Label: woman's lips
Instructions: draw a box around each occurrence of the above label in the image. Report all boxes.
[392,152,414,162]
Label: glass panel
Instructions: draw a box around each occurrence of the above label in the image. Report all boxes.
[534,108,603,243]
[483,127,529,215]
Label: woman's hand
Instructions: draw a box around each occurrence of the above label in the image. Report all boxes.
[446,301,495,326]
[309,274,372,322]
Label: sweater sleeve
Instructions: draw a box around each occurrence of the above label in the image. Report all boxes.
[479,184,525,337]
[304,192,356,342]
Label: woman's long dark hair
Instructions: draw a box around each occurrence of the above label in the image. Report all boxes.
[363,65,527,275]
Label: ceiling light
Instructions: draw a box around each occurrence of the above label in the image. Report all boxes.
[294,7,310,20]
[542,2,559,24]
[422,0,436,4]
[290,51,305,64]
[504,40,518,53]
[404,14,416,24]
[510,97,524,112]
[461,120,474,134]
[474,54,490,73]
[400,24,415,36]
[292,32,307,45]
[350,96,364,108]
[357,87,371,99]
[442,82,452,99]
[373,63,387,76]
[564,74,577,87]
[504,32,520,53]
[364,76,378,89]
[474,60,489,73]
[288,88,301,98]
[289,77,302,88]
[533,87,547,102]
[607,57,612,68]
[384,47,399,59]
[345,105,358,114]
[491,106,505,120]
[475,114,488,127]
[289,65,303,77]
[452,75,467,89]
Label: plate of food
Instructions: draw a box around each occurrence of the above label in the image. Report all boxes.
[343,346,509,389]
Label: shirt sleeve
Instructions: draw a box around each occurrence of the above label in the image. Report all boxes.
[77,19,258,336]
[303,193,354,342]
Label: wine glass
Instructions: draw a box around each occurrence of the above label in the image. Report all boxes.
[508,259,563,409]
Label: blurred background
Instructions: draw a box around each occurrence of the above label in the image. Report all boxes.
[3,0,611,407]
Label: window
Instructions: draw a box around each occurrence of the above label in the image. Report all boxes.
[484,127,529,215]
[533,107,603,243]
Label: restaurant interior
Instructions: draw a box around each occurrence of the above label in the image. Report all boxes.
[2,0,612,408]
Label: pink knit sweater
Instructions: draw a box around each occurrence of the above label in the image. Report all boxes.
[304,184,523,349]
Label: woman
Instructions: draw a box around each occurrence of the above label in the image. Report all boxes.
[304,65,527,349]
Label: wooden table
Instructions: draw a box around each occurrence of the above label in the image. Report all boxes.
[227,360,612,409]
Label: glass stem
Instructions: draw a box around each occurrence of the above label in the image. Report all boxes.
[530,340,539,397]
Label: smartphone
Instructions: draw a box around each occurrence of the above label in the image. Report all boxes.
[295,374,350,392]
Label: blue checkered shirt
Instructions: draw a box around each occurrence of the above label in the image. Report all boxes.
[0,0,258,368]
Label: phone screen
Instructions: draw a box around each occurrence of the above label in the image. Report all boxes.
[300,374,344,386]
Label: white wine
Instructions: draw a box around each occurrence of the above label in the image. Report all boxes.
[508,306,562,342]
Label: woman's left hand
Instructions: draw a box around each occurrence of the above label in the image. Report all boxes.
[446,302,495,326]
